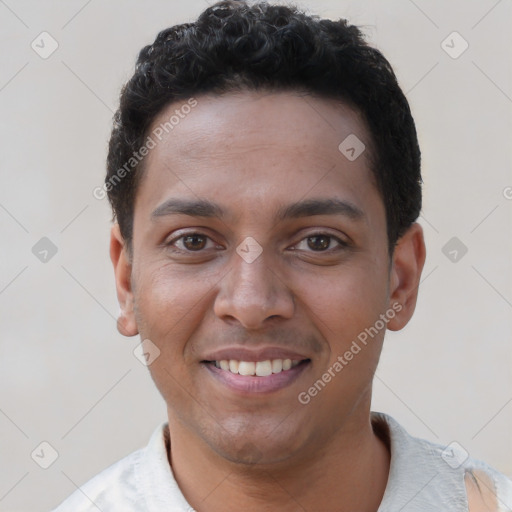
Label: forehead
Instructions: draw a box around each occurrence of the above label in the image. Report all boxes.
[149,90,370,162]
[135,90,381,226]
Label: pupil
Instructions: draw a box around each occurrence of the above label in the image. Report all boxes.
[308,235,330,251]
[184,235,206,251]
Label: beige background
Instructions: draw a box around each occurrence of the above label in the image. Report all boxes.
[1,0,511,510]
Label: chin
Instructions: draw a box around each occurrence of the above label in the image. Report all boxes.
[205,419,305,466]
[217,440,298,467]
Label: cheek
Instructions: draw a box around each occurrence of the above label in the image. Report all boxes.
[133,262,206,345]
[132,265,211,406]
[303,259,389,355]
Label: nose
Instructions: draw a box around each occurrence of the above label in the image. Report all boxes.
[213,247,295,330]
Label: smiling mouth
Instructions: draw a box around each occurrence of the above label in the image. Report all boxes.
[203,358,311,377]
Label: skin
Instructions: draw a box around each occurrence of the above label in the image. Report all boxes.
[110,90,427,511]
[465,471,500,512]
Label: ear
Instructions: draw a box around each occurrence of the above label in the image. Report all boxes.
[110,224,138,337]
[386,222,426,331]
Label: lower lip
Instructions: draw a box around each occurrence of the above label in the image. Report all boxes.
[203,361,310,394]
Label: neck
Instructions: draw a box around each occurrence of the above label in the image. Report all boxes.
[166,405,390,512]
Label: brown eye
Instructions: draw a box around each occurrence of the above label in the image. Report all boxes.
[182,234,208,251]
[307,235,332,251]
[292,233,347,254]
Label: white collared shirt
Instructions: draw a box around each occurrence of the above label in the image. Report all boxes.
[52,412,512,511]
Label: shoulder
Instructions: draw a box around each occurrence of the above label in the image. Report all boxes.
[51,422,185,512]
[372,412,512,511]
[51,448,145,512]
[50,421,172,512]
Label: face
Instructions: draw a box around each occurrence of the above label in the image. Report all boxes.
[111,90,425,466]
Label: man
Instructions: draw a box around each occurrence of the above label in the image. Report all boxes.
[54,1,512,510]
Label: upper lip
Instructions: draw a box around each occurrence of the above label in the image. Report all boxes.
[202,346,311,362]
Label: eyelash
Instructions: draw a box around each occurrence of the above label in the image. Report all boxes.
[166,231,348,254]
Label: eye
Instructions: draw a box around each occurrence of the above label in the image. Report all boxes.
[294,233,347,252]
[168,232,218,252]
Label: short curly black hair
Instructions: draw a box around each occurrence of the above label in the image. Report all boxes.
[105,0,421,254]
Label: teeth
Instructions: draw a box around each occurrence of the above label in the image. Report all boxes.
[255,360,272,377]
[214,358,303,376]
[271,359,282,373]
[238,361,255,376]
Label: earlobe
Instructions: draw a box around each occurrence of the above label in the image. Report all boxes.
[386,223,426,331]
[110,224,139,337]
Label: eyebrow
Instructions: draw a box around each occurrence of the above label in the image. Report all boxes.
[277,198,364,221]
[151,197,365,222]
[151,198,224,219]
